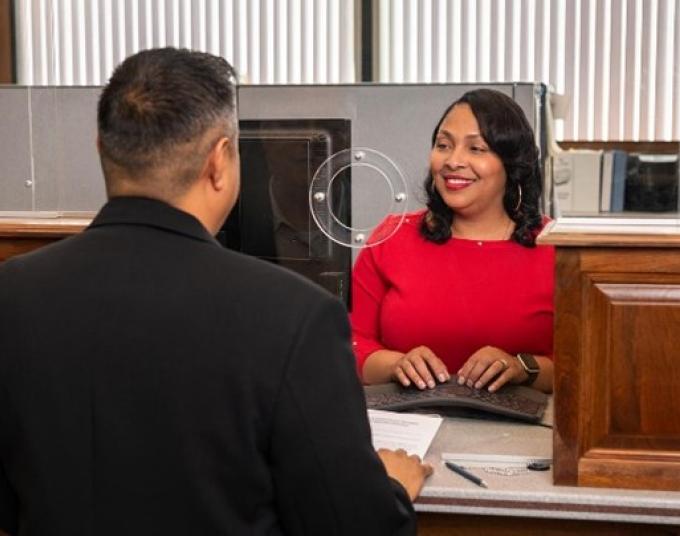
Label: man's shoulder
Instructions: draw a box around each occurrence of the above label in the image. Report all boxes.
[0,233,81,277]
[210,245,337,304]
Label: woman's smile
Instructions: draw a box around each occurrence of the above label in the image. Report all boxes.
[442,174,477,191]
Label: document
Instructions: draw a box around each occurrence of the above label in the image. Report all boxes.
[367,409,443,459]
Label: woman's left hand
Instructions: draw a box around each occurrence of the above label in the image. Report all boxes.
[456,346,528,393]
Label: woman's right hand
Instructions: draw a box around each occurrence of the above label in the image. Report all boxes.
[392,346,450,389]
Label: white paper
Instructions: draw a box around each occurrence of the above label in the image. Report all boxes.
[367,409,443,459]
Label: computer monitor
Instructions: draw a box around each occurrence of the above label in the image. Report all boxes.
[217,119,352,305]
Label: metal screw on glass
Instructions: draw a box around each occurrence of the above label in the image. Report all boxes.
[24,180,33,188]
[395,192,406,202]
[313,192,326,202]
[354,151,365,161]
[354,233,365,244]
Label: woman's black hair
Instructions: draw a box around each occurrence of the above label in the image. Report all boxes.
[420,88,543,247]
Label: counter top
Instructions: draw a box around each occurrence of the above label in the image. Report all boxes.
[0,213,94,237]
[537,218,680,247]
[416,397,680,525]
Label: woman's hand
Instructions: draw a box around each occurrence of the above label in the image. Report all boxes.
[391,346,450,389]
[456,346,528,392]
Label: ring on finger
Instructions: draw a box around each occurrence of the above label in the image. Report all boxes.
[499,358,509,370]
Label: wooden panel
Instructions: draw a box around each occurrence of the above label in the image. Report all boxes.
[0,0,13,83]
[609,297,680,436]
[0,218,91,261]
[579,457,680,491]
[580,250,680,274]
[586,279,680,438]
[553,245,680,490]
[417,513,680,535]
[0,237,61,262]
[552,248,583,485]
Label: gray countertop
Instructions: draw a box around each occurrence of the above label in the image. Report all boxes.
[416,397,680,525]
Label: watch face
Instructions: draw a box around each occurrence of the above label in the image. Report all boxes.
[518,353,540,373]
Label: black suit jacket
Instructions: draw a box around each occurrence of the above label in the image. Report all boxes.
[0,197,414,536]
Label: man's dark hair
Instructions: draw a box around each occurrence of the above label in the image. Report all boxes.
[97,47,238,195]
[420,88,543,247]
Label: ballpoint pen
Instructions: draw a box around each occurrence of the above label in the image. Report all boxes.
[444,461,488,488]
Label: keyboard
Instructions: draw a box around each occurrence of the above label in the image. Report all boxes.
[364,376,548,423]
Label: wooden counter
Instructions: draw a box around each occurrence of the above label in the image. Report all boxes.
[0,214,92,261]
[538,219,680,492]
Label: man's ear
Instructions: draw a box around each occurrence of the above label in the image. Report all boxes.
[207,136,234,191]
[96,136,102,154]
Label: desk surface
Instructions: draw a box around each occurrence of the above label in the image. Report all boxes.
[417,397,680,525]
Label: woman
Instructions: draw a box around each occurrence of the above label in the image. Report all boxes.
[351,89,554,394]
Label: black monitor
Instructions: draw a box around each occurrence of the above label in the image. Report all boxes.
[217,119,352,305]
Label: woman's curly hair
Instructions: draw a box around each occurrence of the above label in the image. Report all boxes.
[420,89,543,247]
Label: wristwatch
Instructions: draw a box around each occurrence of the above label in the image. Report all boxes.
[515,353,540,386]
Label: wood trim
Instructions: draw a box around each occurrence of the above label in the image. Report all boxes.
[0,217,91,261]
[0,217,93,238]
[417,513,680,536]
[538,221,680,248]
[0,0,14,83]
[540,232,680,248]
[559,141,680,155]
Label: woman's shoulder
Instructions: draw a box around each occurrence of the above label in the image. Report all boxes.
[369,210,425,240]
[378,209,426,226]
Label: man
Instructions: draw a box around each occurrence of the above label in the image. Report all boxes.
[0,48,430,536]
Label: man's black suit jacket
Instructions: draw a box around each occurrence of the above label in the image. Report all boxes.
[0,197,414,536]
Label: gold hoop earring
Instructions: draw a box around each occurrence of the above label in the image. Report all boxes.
[514,184,523,213]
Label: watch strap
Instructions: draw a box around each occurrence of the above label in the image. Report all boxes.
[516,353,539,386]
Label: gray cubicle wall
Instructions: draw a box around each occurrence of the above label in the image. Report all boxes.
[0,83,545,221]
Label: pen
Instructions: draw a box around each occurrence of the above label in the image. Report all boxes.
[444,461,488,488]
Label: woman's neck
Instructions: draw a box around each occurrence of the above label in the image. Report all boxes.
[451,211,515,241]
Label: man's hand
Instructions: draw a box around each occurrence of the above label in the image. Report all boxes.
[377,448,433,501]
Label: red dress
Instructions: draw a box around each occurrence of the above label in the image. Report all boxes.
[350,211,555,378]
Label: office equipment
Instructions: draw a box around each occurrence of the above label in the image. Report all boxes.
[624,154,679,213]
[610,150,629,212]
[367,409,442,458]
[600,151,614,212]
[552,149,603,215]
[364,378,548,423]
[600,150,629,213]
[444,461,488,488]
[217,119,352,304]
